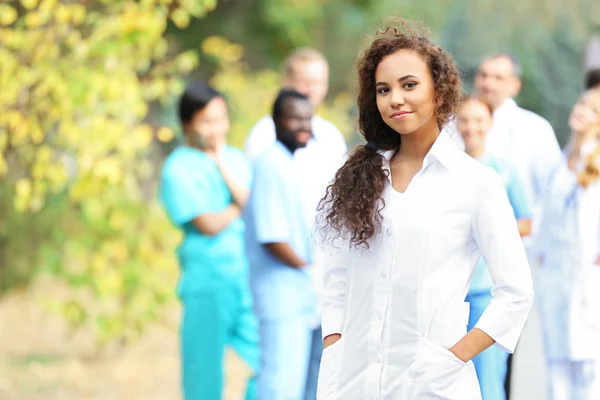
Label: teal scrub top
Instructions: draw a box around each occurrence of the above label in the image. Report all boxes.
[159,145,252,296]
[469,154,532,294]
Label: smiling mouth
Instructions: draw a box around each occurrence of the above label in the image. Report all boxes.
[391,112,413,119]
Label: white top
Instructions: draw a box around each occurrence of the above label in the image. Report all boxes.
[316,131,534,400]
[485,98,562,247]
[534,146,600,360]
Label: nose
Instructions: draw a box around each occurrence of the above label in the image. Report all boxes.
[390,89,405,108]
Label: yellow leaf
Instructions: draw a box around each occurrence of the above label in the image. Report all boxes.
[21,0,39,11]
[157,126,174,143]
[70,4,86,25]
[0,5,18,26]
[0,153,7,177]
[15,178,32,199]
[24,12,43,28]
[171,8,190,29]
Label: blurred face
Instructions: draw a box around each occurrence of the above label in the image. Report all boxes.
[375,49,437,136]
[474,57,521,110]
[569,90,600,135]
[275,98,313,152]
[457,99,494,154]
[285,60,329,108]
[185,97,229,150]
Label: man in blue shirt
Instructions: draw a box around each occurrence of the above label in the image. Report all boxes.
[244,89,320,399]
[458,97,532,400]
[159,82,259,400]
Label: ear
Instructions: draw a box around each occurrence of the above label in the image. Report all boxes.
[511,77,522,98]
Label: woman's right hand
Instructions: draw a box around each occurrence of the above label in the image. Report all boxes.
[323,333,342,350]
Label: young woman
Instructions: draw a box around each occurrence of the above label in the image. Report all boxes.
[315,21,534,400]
[535,88,600,400]
[159,82,259,400]
[457,97,533,400]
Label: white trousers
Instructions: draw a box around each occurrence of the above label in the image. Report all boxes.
[548,360,600,400]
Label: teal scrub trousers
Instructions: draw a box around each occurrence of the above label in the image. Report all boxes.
[180,277,260,400]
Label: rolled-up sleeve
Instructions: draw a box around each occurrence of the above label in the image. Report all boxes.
[472,167,534,353]
[319,240,350,340]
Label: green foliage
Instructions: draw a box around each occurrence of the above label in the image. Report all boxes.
[0,0,217,346]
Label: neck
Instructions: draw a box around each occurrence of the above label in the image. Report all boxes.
[277,138,298,155]
[466,147,486,159]
[185,134,216,154]
[396,119,440,162]
[567,132,595,153]
[492,97,510,112]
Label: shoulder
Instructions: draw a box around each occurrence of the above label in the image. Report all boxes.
[249,116,275,134]
[224,146,249,163]
[254,143,288,171]
[313,116,345,141]
[452,151,503,188]
[516,107,554,131]
[161,147,209,180]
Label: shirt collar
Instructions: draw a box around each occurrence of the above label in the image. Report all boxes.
[381,130,460,171]
[493,98,518,119]
[274,140,295,158]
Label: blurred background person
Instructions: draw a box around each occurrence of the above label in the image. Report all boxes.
[245,48,347,399]
[473,53,562,397]
[159,82,259,400]
[244,90,320,400]
[458,97,533,400]
[585,68,600,90]
[534,88,600,400]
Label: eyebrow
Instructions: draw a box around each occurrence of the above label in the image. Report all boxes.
[375,75,419,86]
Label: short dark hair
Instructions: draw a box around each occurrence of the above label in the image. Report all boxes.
[272,89,309,121]
[178,82,224,125]
[585,68,600,90]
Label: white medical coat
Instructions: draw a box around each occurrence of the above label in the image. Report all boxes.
[317,131,534,400]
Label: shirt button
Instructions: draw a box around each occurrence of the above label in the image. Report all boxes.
[386,228,392,237]
[380,271,387,278]
[376,312,382,321]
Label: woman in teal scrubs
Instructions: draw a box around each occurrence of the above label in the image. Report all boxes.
[457,97,532,400]
[159,82,259,400]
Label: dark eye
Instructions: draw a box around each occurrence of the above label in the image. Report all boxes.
[376,87,389,95]
[403,82,417,89]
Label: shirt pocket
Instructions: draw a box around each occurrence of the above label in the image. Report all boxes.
[317,337,344,400]
[410,338,475,399]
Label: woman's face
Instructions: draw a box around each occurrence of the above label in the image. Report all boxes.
[457,99,493,154]
[569,90,600,135]
[186,97,230,149]
[375,49,437,135]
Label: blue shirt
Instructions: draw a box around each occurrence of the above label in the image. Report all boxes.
[159,145,251,296]
[469,154,532,294]
[244,141,317,321]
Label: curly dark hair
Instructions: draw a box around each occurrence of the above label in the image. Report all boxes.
[317,19,463,249]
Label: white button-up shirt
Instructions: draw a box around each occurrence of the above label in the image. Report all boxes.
[316,131,534,400]
[534,147,600,360]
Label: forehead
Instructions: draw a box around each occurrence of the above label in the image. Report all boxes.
[459,100,491,116]
[290,60,328,78]
[580,91,600,108]
[282,98,312,115]
[375,50,430,80]
[193,97,227,119]
[479,57,514,76]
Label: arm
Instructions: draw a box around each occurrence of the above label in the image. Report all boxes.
[160,166,240,236]
[264,242,308,269]
[451,168,534,362]
[213,154,251,207]
[244,117,276,162]
[251,159,309,266]
[319,240,350,348]
[506,169,533,238]
[191,204,241,236]
[532,120,562,204]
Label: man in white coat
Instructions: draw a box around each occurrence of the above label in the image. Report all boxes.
[473,53,563,398]
[245,48,347,400]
